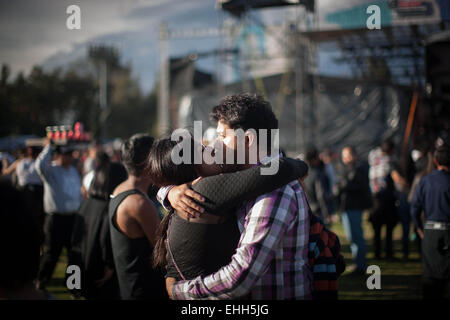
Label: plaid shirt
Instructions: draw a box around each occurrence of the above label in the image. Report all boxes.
[171,179,312,300]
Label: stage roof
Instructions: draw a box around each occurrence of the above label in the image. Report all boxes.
[300,22,450,86]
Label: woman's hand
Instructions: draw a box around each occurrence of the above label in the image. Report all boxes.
[167,177,205,219]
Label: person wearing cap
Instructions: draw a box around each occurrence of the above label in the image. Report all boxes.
[411,144,450,299]
[34,138,82,291]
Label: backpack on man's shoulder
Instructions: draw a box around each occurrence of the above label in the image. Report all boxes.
[307,206,346,300]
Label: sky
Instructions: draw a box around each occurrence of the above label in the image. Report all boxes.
[0,0,367,93]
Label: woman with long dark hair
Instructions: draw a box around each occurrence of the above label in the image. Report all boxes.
[147,137,308,290]
[72,151,127,300]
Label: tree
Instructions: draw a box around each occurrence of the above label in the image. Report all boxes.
[0,45,158,141]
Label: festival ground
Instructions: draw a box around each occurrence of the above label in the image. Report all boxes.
[46,211,423,300]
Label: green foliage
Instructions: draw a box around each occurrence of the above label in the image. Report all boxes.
[0,45,158,141]
[88,46,121,70]
[331,212,423,299]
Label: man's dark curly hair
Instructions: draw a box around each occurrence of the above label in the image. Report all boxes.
[210,93,278,150]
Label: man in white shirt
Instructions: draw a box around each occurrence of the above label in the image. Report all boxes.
[35,139,82,290]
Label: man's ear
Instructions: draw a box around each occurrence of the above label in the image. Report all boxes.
[245,130,256,148]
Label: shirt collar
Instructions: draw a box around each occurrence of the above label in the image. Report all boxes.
[259,152,282,165]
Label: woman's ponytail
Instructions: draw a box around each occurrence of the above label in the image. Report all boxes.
[152,209,174,269]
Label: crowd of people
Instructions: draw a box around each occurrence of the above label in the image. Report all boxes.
[302,138,448,283]
[0,92,449,300]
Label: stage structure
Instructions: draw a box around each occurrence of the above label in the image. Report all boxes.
[301,20,450,154]
[157,0,314,151]
[158,0,450,155]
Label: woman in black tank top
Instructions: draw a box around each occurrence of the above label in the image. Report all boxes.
[108,134,167,300]
[109,189,166,299]
[147,137,308,286]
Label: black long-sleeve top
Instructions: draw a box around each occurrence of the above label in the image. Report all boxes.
[338,162,372,211]
[191,157,308,216]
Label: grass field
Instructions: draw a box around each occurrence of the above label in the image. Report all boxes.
[332,212,423,300]
[47,212,423,300]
